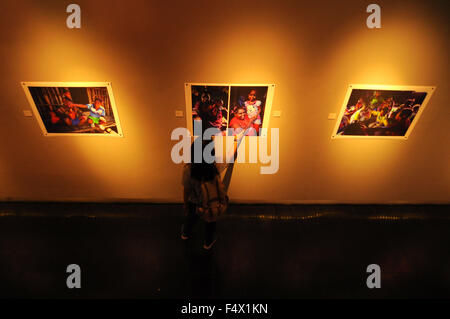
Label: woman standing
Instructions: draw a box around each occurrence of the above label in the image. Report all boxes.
[181,144,228,250]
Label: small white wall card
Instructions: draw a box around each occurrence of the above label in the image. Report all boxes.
[185,83,276,137]
[22,82,123,137]
[331,84,435,139]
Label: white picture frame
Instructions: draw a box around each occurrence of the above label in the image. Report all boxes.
[185,83,276,137]
[331,84,435,140]
[22,81,124,137]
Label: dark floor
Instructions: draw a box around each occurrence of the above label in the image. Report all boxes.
[0,202,449,299]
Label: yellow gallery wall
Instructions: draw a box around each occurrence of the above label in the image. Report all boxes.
[0,0,448,203]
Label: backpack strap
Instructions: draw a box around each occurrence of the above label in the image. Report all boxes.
[204,180,220,204]
[202,182,209,207]
[216,178,221,203]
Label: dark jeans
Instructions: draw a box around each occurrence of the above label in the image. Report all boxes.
[183,202,216,245]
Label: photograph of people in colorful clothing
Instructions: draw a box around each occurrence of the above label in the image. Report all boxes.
[336,89,428,136]
[27,86,120,134]
[191,85,229,134]
[190,85,269,137]
[228,86,268,137]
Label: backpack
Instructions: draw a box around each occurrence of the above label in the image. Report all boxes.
[198,178,228,222]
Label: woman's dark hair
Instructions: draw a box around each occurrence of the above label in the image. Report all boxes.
[197,101,210,117]
[190,141,218,182]
[235,105,245,113]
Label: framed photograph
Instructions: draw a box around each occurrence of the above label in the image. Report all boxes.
[185,83,275,137]
[331,84,435,139]
[22,82,123,136]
